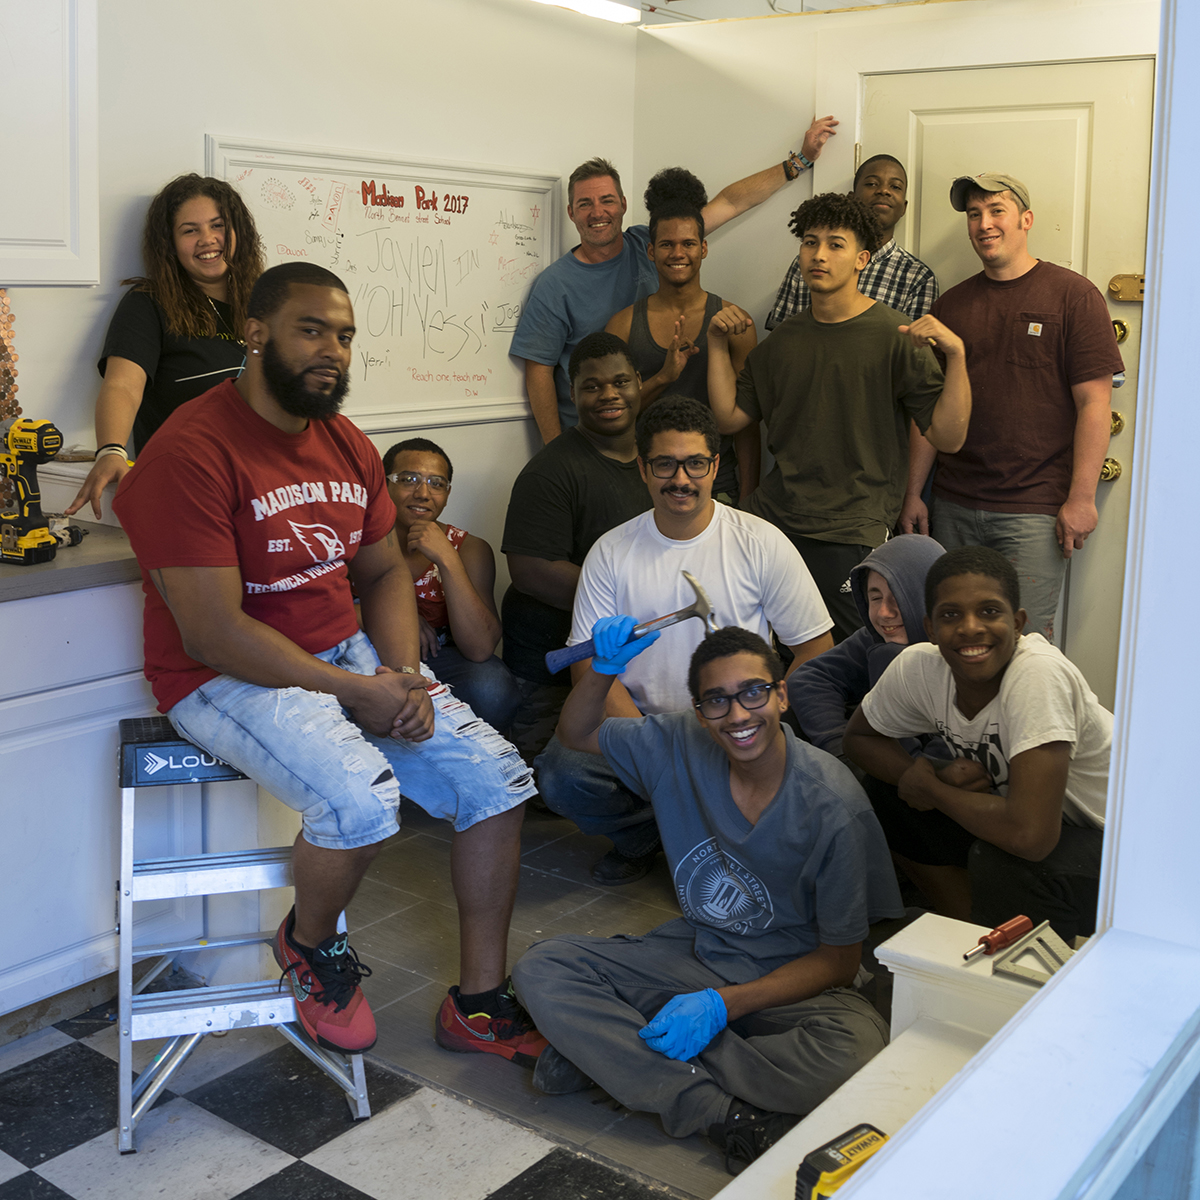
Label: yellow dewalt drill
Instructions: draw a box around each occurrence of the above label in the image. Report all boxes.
[1,418,62,565]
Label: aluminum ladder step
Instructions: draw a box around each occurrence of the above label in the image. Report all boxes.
[132,846,293,901]
[130,979,296,1040]
[132,929,279,961]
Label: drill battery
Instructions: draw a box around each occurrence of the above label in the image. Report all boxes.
[795,1124,889,1199]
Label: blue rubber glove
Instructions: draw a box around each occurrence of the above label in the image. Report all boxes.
[638,988,728,1061]
[591,614,660,675]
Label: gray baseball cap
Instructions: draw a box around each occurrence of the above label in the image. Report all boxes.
[949,173,1031,212]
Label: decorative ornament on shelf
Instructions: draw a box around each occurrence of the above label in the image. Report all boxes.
[0,291,18,511]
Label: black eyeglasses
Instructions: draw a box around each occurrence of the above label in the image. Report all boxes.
[647,455,716,480]
[387,471,450,493]
[694,682,779,720]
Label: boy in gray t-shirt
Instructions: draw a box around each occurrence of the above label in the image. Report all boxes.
[511,621,901,1175]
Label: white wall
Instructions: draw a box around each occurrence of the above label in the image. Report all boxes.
[16,0,1160,576]
[633,0,1160,324]
[8,0,639,588]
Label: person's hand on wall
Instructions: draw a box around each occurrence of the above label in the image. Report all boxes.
[801,115,840,164]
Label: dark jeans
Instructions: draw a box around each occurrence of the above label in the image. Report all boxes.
[969,826,1103,944]
[428,644,522,735]
[534,734,660,858]
[786,536,872,644]
[507,676,571,767]
[868,774,1102,943]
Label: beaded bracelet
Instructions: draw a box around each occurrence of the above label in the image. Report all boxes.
[787,150,814,178]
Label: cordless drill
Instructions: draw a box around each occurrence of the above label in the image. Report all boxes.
[1,418,62,565]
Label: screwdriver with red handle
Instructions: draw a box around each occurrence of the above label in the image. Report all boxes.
[963,915,1033,962]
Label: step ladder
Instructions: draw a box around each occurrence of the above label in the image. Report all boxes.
[117,716,371,1153]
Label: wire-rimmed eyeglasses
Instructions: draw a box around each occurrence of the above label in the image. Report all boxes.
[387,471,450,493]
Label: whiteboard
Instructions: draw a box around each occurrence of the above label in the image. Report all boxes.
[206,136,560,432]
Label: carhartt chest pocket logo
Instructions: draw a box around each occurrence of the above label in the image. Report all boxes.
[1008,312,1059,368]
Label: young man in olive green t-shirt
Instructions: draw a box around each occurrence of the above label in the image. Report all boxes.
[707,192,971,640]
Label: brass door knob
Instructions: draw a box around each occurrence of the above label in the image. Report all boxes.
[1099,458,1122,482]
[1112,319,1129,344]
[1110,411,1125,437]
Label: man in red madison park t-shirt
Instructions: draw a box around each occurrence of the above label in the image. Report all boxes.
[114,262,546,1067]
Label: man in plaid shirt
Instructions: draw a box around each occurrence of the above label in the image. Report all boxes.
[765,154,938,330]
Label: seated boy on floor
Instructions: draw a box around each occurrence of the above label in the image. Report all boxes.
[512,621,902,1176]
[382,436,521,734]
[843,546,1111,941]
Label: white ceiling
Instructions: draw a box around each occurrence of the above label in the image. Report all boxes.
[639,0,914,22]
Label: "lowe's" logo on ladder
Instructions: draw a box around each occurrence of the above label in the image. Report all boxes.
[142,750,225,776]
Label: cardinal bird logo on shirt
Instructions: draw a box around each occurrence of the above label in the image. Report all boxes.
[288,520,345,563]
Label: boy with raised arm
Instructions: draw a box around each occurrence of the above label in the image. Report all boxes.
[513,621,900,1175]
[513,118,839,444]
[706,192,971,640]
[843,546,1110,940]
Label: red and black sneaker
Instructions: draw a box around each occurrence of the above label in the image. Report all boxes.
[435,980,549,1067]
[273,908,377,1053]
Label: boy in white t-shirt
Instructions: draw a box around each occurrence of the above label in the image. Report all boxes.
[843,546,1110,940]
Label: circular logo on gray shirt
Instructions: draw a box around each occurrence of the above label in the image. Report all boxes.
[675,839,773,934]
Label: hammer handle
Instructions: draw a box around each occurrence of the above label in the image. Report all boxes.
[544,639,600,676]
[544,614,670,677]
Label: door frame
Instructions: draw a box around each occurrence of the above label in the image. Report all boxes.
[855,57,1153,710]
[810,5,1200,1197]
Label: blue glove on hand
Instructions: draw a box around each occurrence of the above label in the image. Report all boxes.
[591,614,661,676]
[638,988,728,1061]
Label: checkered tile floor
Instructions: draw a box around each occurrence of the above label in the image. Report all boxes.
[0,1007,674,1200]
[0,798,909,1200]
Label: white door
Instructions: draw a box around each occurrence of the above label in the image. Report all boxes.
[862,59,1154,708]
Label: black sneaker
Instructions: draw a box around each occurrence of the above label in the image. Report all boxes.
[591,842,661,886]
[532,1044,594,1094]
[708,1101,802,1175]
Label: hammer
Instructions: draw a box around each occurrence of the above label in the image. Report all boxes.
[544,571,718,676]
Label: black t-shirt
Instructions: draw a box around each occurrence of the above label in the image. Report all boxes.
[501,427,652,684]
[100,289,246,453]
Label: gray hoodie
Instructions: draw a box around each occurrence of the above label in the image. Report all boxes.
[788,535,945,758]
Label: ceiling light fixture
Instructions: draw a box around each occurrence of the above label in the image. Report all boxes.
[529,0,641,24]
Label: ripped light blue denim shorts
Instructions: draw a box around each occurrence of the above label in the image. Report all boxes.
[168,631,536,850]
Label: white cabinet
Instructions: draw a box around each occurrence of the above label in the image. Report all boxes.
[0,0,98,285]
[1,580,159,1013]
[0,531,301,1014]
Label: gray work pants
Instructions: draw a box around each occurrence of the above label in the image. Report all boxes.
[511,919,889,1138]
[932,497,1066,642]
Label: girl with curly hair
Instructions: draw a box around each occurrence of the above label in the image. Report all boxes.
[69,174,265,517]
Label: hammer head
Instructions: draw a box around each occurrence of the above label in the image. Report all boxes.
[682,571,719,636]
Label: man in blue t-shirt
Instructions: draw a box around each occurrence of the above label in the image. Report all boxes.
[512,116,839,445]
[512,622,901,1175]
